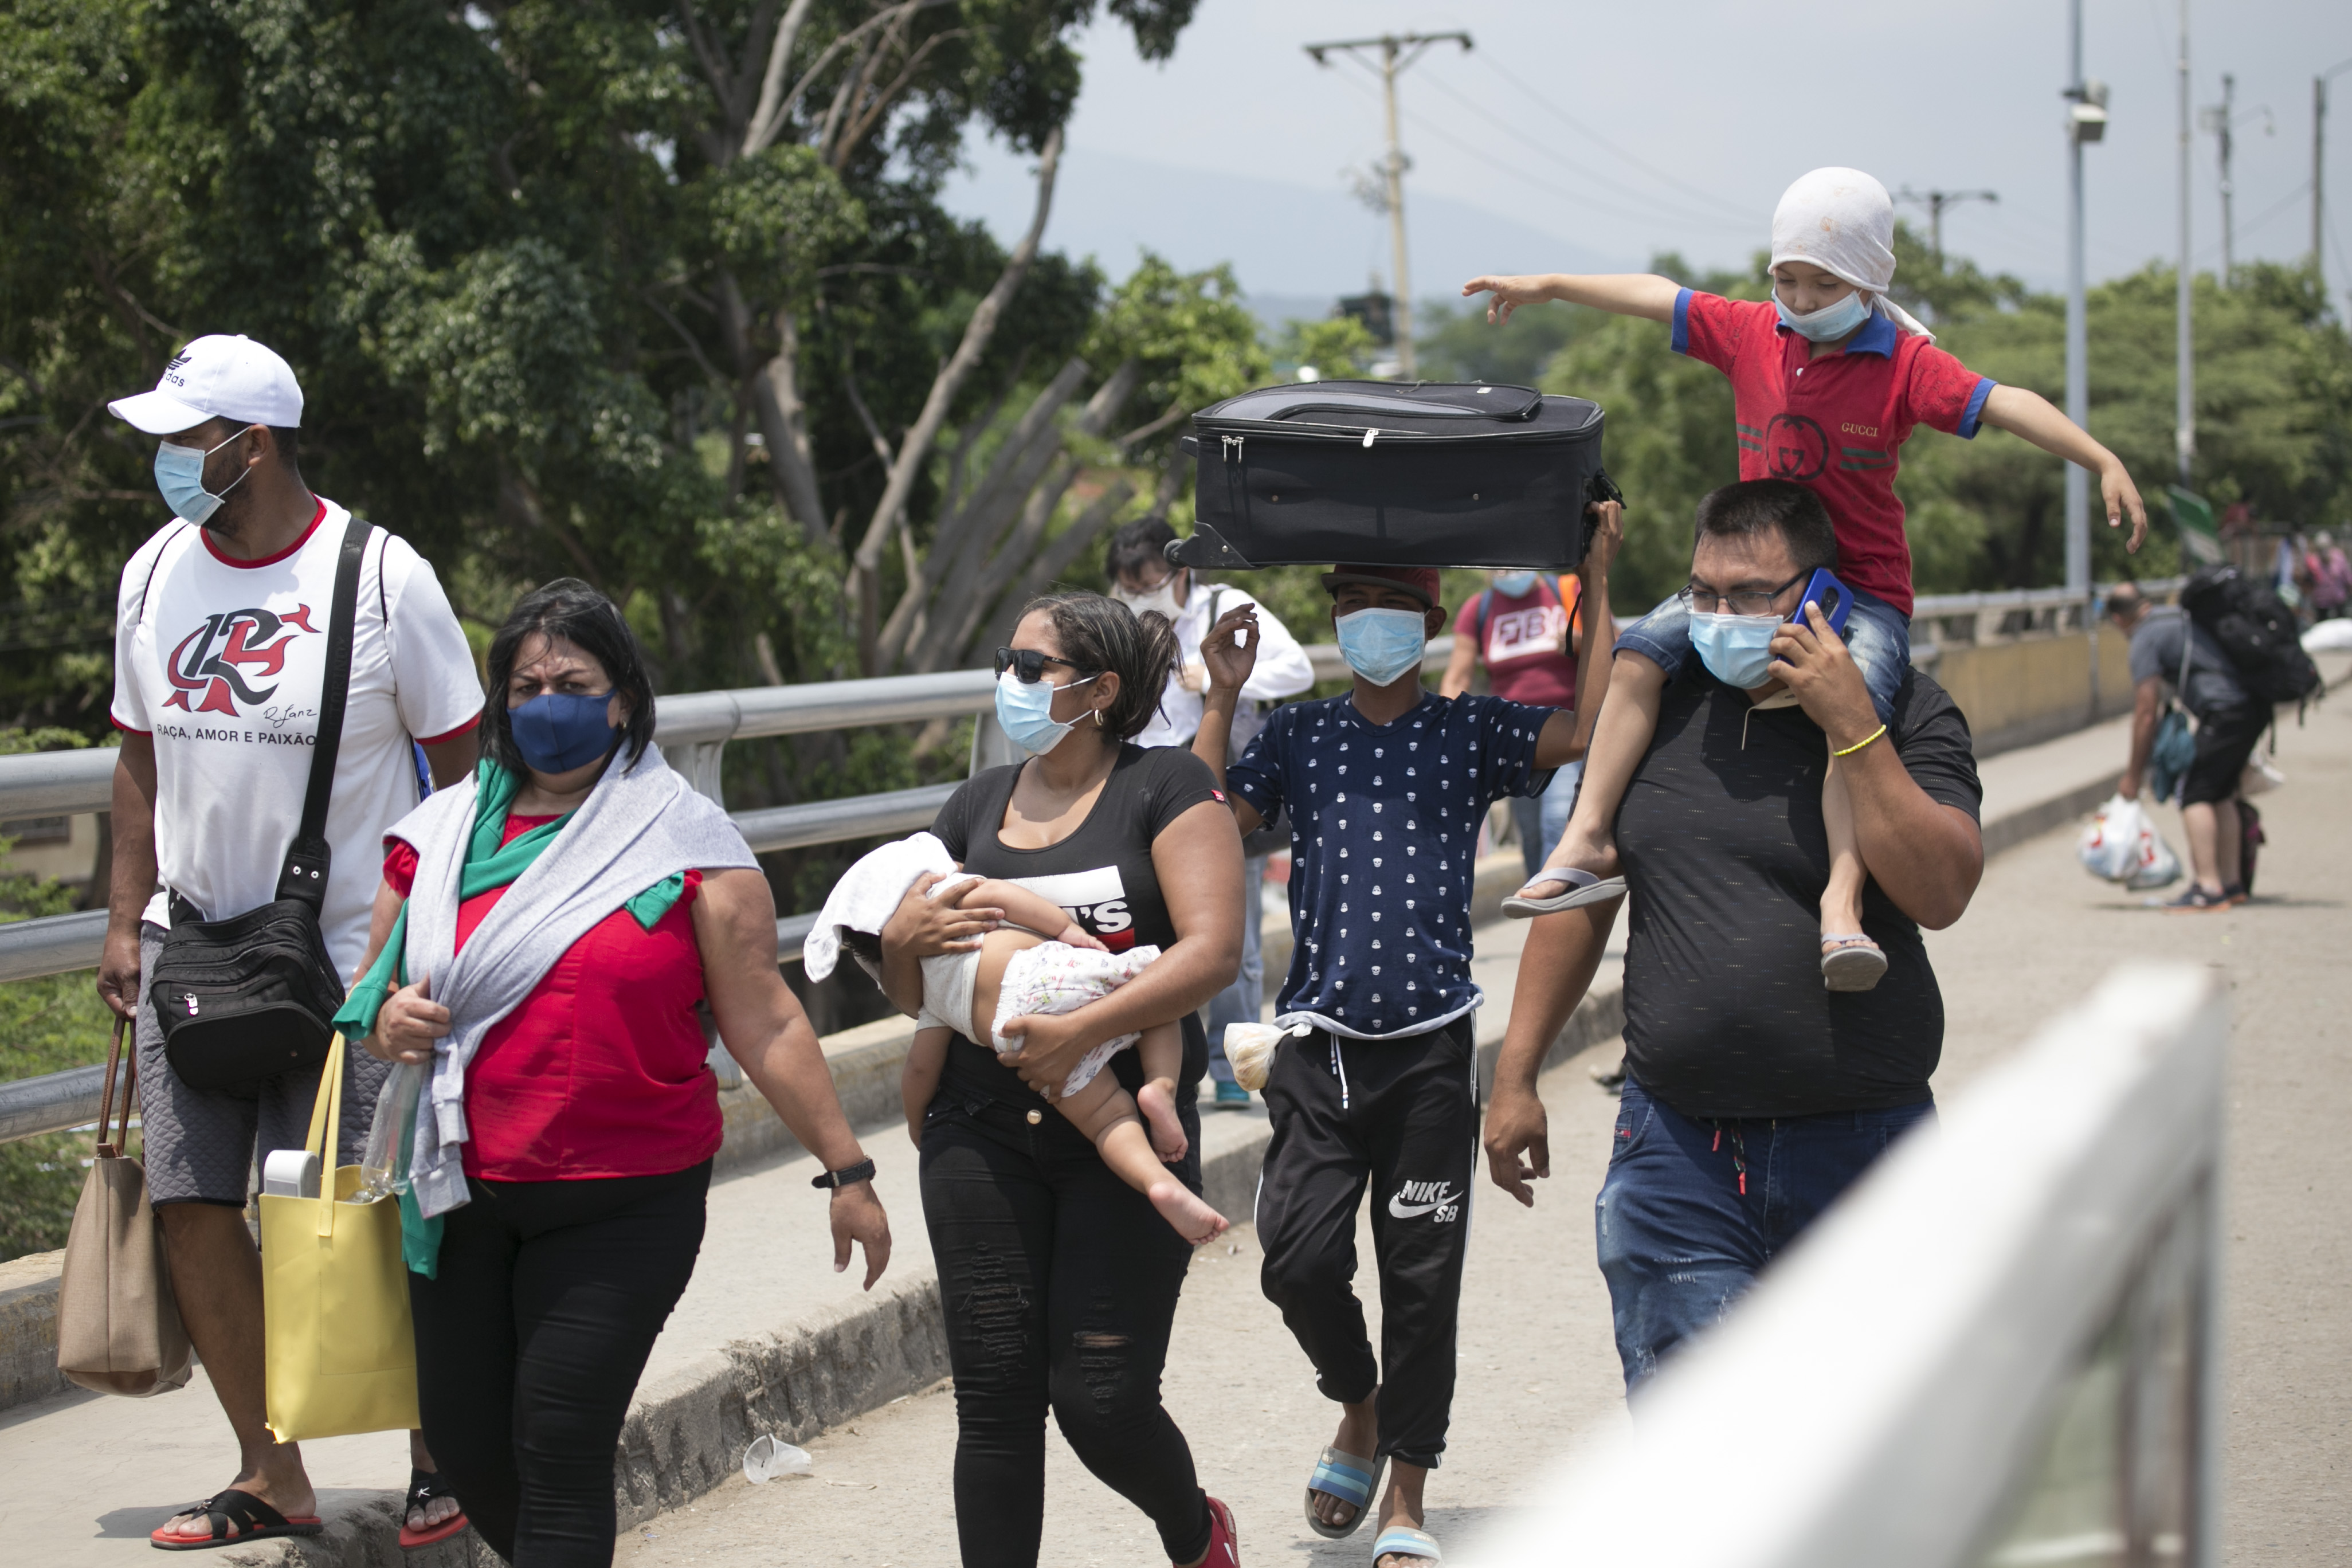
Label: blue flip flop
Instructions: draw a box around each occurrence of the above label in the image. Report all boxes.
[1373,1523,1443,1565]
[1306,1444,1383,1539]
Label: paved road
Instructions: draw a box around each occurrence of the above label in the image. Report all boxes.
[615,693,2350,1568]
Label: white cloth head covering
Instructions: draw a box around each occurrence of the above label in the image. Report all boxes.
[1769,168,1935,342]
[803,832,977,981]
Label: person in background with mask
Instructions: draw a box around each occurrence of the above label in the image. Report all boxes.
[1185,504,1616,1568]
[1481,479,1983,1402]
[1107,518,1314,1108]
[100,335,484,1551]
[1438,565,1614,877]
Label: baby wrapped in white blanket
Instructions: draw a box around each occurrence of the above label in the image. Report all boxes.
[807,833,1228,1244]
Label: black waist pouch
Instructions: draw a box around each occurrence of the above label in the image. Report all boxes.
[147,517,373,1092]
[1173,379,1616,571]
[151,896,348,1091]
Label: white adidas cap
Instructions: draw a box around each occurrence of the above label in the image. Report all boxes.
[108,334,304,434]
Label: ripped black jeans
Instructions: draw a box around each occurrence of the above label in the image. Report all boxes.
[920,1098,1211,1567]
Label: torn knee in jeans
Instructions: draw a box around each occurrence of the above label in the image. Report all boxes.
[1072,1331,1132,1416]
[952,1245,1033,1367]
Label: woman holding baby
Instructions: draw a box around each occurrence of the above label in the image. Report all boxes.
[877,591,1248,1568]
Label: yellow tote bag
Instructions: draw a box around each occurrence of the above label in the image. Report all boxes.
[261,1034,421,1441]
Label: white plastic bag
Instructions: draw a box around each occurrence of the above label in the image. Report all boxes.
[2124,819,2181,890]
[1221,1021,1310,1092]
[2077,795,2145,884]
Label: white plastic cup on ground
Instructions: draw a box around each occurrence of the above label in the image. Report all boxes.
[741,1434,812,1484]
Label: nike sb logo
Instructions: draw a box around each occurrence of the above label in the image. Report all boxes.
[1387,1179,1459,1222]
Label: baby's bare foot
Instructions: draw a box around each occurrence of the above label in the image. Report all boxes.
[1137,1080,1187,1161]
[1148,1179,1229,1245]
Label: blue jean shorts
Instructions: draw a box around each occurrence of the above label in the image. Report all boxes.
[1614,585,1912,724]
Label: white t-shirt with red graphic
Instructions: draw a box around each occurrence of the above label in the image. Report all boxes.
[111,500,485,974]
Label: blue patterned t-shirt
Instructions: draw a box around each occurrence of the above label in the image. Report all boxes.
[1226,692,1556,1039]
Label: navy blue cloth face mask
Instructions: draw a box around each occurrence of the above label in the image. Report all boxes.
[508,690,621,774]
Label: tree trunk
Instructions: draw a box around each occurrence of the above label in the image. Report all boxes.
[845,125,1063,671]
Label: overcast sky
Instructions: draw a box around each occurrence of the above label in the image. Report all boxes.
[939,0,2352,320]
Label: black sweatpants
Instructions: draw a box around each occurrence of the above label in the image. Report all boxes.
[1256,1020,1478,1471]
[407,1161,711,1568]
[920,1099,1212,1568]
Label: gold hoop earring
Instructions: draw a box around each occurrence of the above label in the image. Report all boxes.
[1092,709,1105,727]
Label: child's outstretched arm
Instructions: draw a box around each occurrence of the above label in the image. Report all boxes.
[1460,273,1680,326]
[954,877,1103,949]
[1977,386,2149,552]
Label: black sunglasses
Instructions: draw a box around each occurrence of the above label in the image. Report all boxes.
[994,647,1094,684]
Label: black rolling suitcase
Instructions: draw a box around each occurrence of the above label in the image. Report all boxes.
[1169,380,1616,573]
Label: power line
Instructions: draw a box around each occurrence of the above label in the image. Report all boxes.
[1472,53,1755,220]
[1394,100,1750,238]
[1411,66,1753,233]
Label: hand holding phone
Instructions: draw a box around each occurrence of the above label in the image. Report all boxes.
[1788,568,1853,638]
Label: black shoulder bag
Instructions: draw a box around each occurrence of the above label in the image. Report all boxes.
[149,518,373,1091]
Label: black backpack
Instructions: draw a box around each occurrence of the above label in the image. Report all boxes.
[2178,563,2321,707]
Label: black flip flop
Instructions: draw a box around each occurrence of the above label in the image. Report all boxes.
[399,1468,470,1549]
[150,1488,324,1551]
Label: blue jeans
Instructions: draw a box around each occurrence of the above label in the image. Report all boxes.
[1204,853,1267,1085]
[1510,761,1583,877]
[1614,585,1913,724]
[1594,1079,1934,1393]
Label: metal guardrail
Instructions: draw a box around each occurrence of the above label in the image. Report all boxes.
[1,911,830,1143]
[1460,963,2225,1567]
[0,1060,120,1143]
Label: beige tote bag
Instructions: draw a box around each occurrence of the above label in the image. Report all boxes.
[56,1016,193,1397]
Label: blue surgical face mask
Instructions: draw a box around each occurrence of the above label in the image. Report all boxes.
[994,668,1099,755]
[1688,611,1784,690]
[1492,570,1539,598]
[509,689,622,774]
[1774,285,1873,343]
[154,430,252,526]
[1334,606,1430,687]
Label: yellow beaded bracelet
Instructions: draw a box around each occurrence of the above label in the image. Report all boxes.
[1831,723,1888,758]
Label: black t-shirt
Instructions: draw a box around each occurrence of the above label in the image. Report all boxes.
[1617,665,1982,1120]
[929,744,1224,1171]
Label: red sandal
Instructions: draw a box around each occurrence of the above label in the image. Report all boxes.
[150,1489,323,1551]
[1185,1495,1240,1567]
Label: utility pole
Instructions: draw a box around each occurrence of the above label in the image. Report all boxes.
[2202,75,2237,280]
[2314,59,2352,293]
[1306,30,1472,379]
[2061,0,2108,598]
[1895,187,2000,265]
[2176,0,2194,487]
[2202,76,2275,284]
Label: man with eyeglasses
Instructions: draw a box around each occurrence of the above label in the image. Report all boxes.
[1106,517,1314,1107]
[1480,477,1986,1396]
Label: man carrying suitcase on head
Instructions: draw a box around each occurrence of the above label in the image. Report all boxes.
[99,336,485,1550]
[1188,507,1618,1568]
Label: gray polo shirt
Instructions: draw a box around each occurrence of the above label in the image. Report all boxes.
[2126,606,2248,720]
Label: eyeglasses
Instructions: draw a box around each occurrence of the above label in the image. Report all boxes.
[994,647,1095,684]
[1675,570,1809,618]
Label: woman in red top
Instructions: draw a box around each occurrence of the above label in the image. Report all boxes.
[355,581,889,1568]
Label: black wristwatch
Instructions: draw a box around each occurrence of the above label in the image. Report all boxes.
[810,1157,877,1191]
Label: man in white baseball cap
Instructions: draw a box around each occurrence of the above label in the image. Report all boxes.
[103,338,482,1550]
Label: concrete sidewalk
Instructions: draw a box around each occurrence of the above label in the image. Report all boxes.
[6,661,2332,1567]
